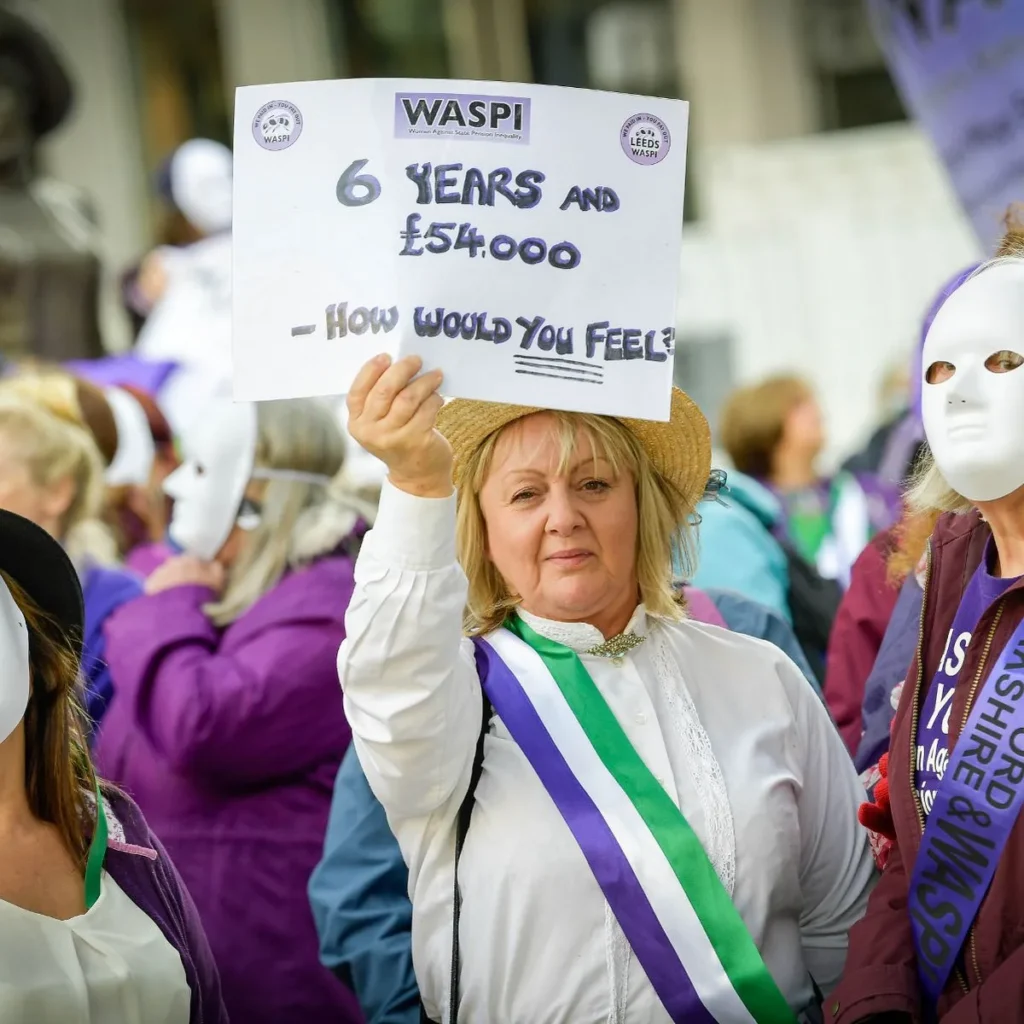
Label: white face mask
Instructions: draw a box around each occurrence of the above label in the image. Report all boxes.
[164,401,258,561]
[104,387,157,487]
[164,401,336,561]
[921,263,1024,503]
[0,573,30,745]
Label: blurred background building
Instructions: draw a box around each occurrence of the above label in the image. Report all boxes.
[18,0,981,462]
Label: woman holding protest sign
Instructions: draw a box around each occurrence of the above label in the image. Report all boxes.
[338,352,876,1023]
[831,216,1024,1023]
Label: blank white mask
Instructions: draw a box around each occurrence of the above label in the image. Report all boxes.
[164,401,258,561]
[0,574,29,745]
[921,262,1024,502]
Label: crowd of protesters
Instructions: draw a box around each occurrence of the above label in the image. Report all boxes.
[0,131,1021,1024]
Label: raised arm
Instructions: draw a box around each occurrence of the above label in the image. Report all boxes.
[338,355,482,822]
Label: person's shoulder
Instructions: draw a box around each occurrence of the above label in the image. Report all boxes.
[88,786,159,859]
[661,615,789,668]
[278,554,356,605]
[124,542,173,578]
[86,563,144,595]
[82,563,144,620]
[233,554,356,635]
[712,471,782,527]
[660,617,809,703]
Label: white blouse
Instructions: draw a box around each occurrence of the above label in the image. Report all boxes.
[0,871,191,1024]
[339,481,877,1024]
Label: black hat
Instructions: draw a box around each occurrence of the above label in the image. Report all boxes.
[0,10,73,139]
[0,509,83,659]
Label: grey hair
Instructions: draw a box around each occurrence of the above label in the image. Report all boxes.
[205,398,366,627]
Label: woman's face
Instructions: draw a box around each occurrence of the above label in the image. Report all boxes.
[0,434,72,537]
[782,396,824,459]
[478,414,639,627]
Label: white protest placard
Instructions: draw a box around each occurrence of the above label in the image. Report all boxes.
[232,79,688,420]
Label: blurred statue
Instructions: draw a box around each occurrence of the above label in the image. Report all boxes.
[0,9,104,363]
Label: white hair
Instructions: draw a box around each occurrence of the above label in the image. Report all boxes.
[205,398,371,627]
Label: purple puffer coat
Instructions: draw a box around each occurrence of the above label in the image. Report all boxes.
[96,554,362,1024]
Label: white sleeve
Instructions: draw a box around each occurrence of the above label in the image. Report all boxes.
[338,479,482,822]
[784,659,878,994]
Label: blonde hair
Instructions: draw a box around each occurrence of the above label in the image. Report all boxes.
[205,398,361,627]
[886,506,942,584]
[909,205,1024,518]
[456,411,695,636]
[904,450,973,517]
[0,386,118,566]
[719,375,813,479]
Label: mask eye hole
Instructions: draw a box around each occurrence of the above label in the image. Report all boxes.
[984,349,1024,374]
[925,361,956,384]
[195,463,206,477]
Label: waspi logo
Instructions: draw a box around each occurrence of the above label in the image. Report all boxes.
[394,92,531,144]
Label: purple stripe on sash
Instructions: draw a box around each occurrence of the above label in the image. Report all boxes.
[474,638,714,1024]
[909,616,1024,1003]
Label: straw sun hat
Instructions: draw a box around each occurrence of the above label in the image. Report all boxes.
[436,387,712,512]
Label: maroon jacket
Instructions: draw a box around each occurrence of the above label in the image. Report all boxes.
[831,510,1024,1023]
[825,529,901,754]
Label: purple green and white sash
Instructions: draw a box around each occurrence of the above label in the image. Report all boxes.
[477,616,797,1024]
[909,588,1024,1003]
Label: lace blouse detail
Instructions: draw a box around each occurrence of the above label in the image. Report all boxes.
[604,902,631,1024]
[516,606,737,896]
[650,619,737,896]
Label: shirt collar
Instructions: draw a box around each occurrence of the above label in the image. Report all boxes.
[516,604,648,654]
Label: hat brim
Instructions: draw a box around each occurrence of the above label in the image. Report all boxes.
[436,388,711,511]
[0,509,83,659]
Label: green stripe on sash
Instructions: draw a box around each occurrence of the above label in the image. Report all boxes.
[506,616,796,1024]
[84,779,108,910]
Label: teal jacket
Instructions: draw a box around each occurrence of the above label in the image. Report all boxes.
[682,471,791,623]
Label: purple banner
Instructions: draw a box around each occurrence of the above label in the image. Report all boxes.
[473,637,712,1024]
[908,584,1024,1002]
[867,0,1024,251]
[393,92,531,144]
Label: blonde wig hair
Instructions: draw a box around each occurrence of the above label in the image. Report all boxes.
[905,454,974,518]
[0,385,117,567]
[456,411,696,636]
[205,398,370,627]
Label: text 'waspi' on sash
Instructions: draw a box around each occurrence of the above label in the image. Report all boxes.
[909,590,1024,1004]
[475,616,798,1024]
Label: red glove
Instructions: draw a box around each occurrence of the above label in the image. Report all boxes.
[858,752,896,841]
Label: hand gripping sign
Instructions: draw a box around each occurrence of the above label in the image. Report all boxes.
[232,79,689,421]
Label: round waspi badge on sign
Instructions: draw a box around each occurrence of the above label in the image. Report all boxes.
[252,100,303,151]
[620,113,671,166]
